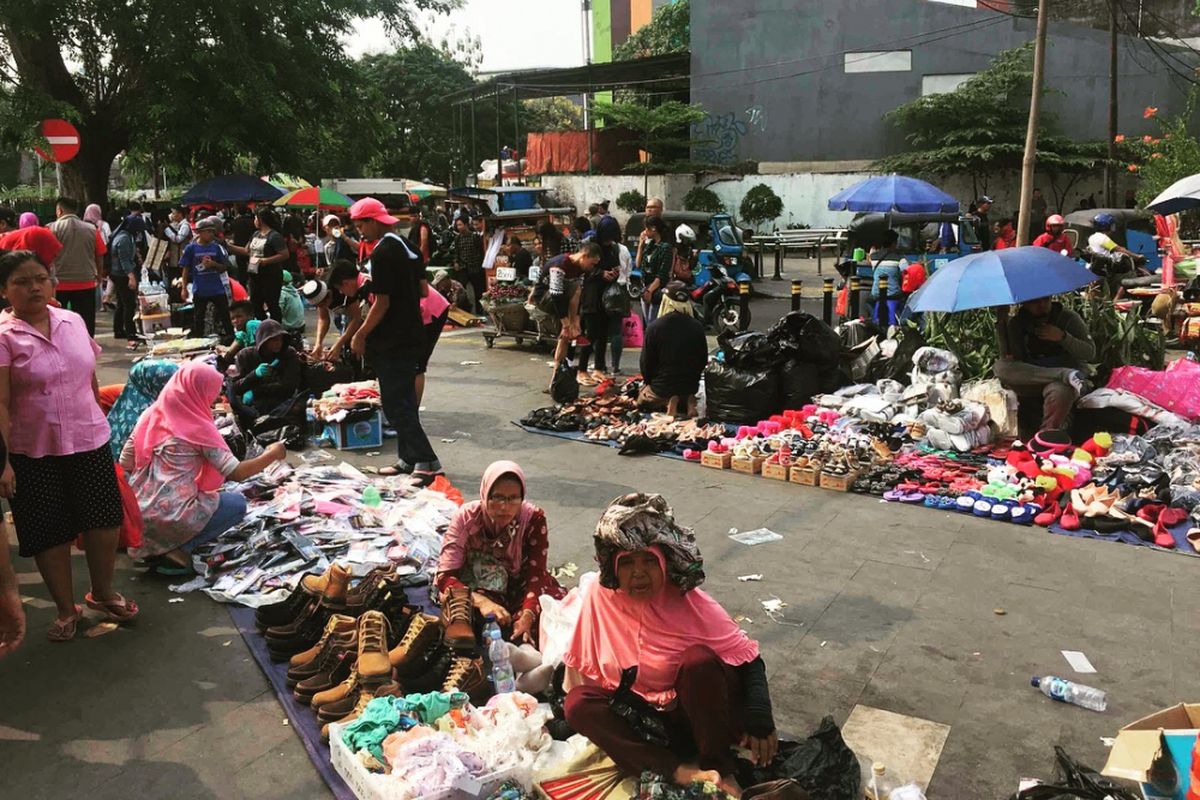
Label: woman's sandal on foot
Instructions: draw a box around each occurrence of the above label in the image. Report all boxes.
[85,591,139,622]
[48,605,83,642]
[378,461,413,477]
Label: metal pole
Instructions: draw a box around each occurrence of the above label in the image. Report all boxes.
[753,241,763,278]
[1106,3,1119,208]
[496,90,502,186]
[1016,0,1049,247]
[876,276,889,327]
[849,276,861,319]
[790,279,802,312]
[513,85,523,185]
[738,280,751,331]
[55,162,63,196]
[772,239,783,280]
[816,235,824,276]
[822,278,834,325]
[36,153,43,195]
[470,96,477,187]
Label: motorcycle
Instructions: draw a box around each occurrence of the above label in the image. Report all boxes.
[691,260,749,336]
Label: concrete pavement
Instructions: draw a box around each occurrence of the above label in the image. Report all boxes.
[3,306,1196,799]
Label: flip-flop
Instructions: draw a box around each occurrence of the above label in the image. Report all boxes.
[378,461,412,477]
[47,604,82,642]
[85,591,139,622]
[148,557,193,577]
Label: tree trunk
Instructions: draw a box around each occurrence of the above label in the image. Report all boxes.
[61,125,124,208]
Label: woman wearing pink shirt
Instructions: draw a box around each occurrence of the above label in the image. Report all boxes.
[0,249,136,642]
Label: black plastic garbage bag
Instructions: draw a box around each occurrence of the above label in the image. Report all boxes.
[704,361,781,423]
[836,318,882,350]
[778,359,823,410]
[550,362,579,404]
[718,330,785,371]
[1009,746,1141,800]
[867,324,925,385]
[735,716,860,800]
[767,312,844,366]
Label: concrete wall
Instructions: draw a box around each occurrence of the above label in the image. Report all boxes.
[690,0,1194,164]
[539,170,1136,230]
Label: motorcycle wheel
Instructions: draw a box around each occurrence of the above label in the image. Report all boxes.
[715,305,746,337]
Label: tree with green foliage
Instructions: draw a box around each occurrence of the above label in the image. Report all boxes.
[0,0,454,203]
[1115,91,1200,207]
[590,98,707,195]
[683,185,724,213]
[874,43,1105,208]
[739,184,783,231]
[615,189,646,214]
[613,0,690,61]
[521,97,582,132]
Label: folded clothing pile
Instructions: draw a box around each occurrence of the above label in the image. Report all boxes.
[311,380,382,422]
[919,399,993,452]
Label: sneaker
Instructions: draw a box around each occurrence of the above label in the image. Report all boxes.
[442,654,487,701]
[439,587,475,651]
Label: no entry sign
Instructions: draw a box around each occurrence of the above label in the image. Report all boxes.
[34,118,80,163]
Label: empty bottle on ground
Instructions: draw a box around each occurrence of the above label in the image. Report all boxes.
[1031,676,1107,711]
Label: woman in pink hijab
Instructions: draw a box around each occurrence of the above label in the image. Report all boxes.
[120,361,286,574]
[18,212,38,229]
[564,494,777,796]
[436,460,565,648]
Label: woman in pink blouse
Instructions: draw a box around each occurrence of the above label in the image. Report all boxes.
[0,249,137,641]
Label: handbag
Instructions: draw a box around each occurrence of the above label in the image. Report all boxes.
[602,281,631,316]
[608,666,670,748]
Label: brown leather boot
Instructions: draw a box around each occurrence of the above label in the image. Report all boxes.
[440,587,475,651]
[321,682,405,741]
[294,648,355,705]
[442,654,487,702]
[388,613,442,670]
[287,630,356,689]
[300,562,348,598]
[356,610,393,681]
[313,668,361,716]
[288,614,357,670]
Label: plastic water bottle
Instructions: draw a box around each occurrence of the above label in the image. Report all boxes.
[1031,676,1107,711]
[866,763,899,800]
[487,627,516,694]
[361,486,381,508]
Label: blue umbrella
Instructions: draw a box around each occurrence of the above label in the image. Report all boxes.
[907,247,1097,312]
[179,174,285,205]
[827,174,959,214]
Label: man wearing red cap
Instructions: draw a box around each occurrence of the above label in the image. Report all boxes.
[347,197,442,484]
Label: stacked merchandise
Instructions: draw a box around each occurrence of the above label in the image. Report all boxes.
[312,380,383,423]
[178,461,459,606]
[481,283,531,334]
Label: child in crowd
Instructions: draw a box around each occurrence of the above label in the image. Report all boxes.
[219,300,259,370]
[179,216,234,341]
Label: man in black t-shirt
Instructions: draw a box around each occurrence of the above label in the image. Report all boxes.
[348,197,441,484]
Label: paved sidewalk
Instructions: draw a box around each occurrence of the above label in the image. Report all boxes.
[3,313,1196,799]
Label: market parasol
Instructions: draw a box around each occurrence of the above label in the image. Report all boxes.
[828,174,959,214]
[179,174,284,205]
[907,246,1097,313]
[1145,173,1200,215]
[273,186,354,208]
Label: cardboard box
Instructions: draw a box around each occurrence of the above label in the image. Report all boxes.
[323,409,384,451]
[701,450,731,470]
[762,462,789,481]
[820,469,860,492]
[1102,703,1200,800]
[731,455,764,475]
[789,466,818,486]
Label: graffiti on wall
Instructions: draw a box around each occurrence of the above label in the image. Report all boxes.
[692,105,765,164]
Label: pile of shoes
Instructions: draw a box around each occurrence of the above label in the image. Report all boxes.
[920,399,993,452]
[255,563,487,739]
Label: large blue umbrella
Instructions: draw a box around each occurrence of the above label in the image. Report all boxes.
[179,174,285,205]
[907,247,1097,312]
[827,175,959,214]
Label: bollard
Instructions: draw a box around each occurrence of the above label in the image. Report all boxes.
[752,241,763,278]
[772,243,784,281]
[876,276,889,327]
[850,276,861,319]
[822,278,834,326]
[790,280,802,312]
[738,280,751,331]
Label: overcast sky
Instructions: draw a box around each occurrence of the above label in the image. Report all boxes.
[348,0,588,73]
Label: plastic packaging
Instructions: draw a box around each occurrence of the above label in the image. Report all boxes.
[866,763,899,800]
[361,486,381,508]
[1031,675,1107,712]
[487,626,516,694]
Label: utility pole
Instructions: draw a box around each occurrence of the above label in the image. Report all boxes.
[1016,0,1049,246]
[1106,2,1119,207]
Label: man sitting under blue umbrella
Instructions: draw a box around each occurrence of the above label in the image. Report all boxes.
[994,296,1095,432]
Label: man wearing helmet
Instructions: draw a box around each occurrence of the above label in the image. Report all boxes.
[1033,215,1072,255]
[1087,213,1138,259]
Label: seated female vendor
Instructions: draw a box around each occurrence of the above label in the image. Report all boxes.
[122,361,287,574]
[564,494,777,797]
[436,461,565,650]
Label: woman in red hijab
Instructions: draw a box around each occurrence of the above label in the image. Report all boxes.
[564,494,777,796]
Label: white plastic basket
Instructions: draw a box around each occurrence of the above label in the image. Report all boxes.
[329,723,523,800]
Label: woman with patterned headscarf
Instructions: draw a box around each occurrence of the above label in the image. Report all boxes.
[564,494,777,795]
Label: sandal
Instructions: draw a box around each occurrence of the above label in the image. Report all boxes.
[378,461,413,477]
[85,591,139,622]
[48,604,82,642]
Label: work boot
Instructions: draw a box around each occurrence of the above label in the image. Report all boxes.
[288,629,356,689]
[442,654,487,702]
[321,682,405,741]
[388,613,442,671]
[266,598,332,661]
[255,575,324,632]
[288,614,357,671]
[313,668,362,715]
[294,647,355,706]
[301,562,350,604]
[356,610,393,682]
[398,645,452,694]
[440,587,475,651]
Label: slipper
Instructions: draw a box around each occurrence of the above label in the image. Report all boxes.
[1009,504,1035,525]
[1059,503,1081,532]
[990,502,1012,522]
[900,492,925,504]
[378,461,413,477]
[972,499,994,517]
[1034,500,1061,527]
[85,591,139,622]
[955,494,977,513]
[1186,528,1200,553]
[149,558,193,577]
[883,490,905,502]
[47,604,83,642]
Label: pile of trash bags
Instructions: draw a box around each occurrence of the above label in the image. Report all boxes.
[703,313,849,424]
